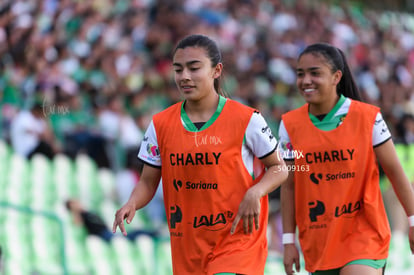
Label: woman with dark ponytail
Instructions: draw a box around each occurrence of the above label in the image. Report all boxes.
[278,43,414,275]
[113,34,288,275]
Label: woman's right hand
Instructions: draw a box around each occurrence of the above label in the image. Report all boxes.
[112,201,137,236]
[283,244,300,275]
[112,164,162,236]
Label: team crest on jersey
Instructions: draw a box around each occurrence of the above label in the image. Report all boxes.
[280,141,293,151]
[146,143,160,157]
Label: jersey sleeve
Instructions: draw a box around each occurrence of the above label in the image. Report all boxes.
[277,120,295,161]
[373,112,392,147]
[138,120,162,167]
[244,111,278,159]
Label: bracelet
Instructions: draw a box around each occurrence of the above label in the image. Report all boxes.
[282,233,295,244]
[409,215,414,227]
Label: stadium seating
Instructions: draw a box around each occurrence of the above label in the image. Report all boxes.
[0,139,413,275]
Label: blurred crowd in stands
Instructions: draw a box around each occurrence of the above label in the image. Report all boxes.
[1,0,414,261]
[1,0,414,168]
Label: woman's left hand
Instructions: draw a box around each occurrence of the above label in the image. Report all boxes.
[230,188,261,235]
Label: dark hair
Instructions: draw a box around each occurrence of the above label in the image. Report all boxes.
[299,43,362,101]
[174,34,226,97]
[65,199,73,211]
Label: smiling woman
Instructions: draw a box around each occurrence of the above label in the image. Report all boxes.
[112,34,288,275]
[279,43,414,275]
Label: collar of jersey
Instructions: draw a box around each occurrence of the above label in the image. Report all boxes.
[181,95,227,132]
[309,94,346,124]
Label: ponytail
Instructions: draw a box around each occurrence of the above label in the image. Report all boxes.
[336,48,362,101]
